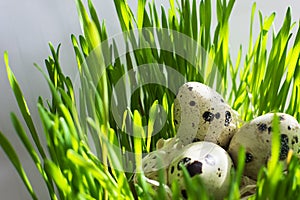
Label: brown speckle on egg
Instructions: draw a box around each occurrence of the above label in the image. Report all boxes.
[186,161,203,177]
[279,134,289,160]
[170,166,174,174]
[245,152,253,163]
[292,136,299,145]
[279,115,285,121]
[189,101,196,106]
[224,111,232,127]
[268,126,272,134]
[203,111,214,123]
[257,123,268,132]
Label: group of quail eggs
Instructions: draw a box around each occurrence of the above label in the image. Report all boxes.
[136,82,300,199]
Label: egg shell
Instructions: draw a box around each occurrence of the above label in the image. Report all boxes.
[174,82,237,148]
[140,137,184,181]
[156,137,174,149]
[228,113,300,180]
[168,141,232,200]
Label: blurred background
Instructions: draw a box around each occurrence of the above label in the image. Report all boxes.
[0,0,299,199]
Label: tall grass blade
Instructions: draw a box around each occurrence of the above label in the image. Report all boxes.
[0,132,38,200]
[4,52,46,159]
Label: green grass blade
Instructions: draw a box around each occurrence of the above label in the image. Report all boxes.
[44,160,71,196]
[10,113,42,170]
[248,3,256,54]
[113,0,134,31]
[76,0,101,50]
[137,0,146,28]
[0,131,38,200]
[10,113,58,199]
[4,52,46,159]
[66,149,120,198]
[87,0,102,34]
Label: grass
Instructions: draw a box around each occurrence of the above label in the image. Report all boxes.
[1,0,300,199]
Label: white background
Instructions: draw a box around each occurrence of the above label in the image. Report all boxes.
[0,0,299,199]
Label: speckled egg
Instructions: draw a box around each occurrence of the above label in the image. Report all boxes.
[228,113,300,180]
[140,137,184,181]
[168,141,233,199]
[174,82,238,148]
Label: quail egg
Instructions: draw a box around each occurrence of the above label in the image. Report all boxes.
[228,113,300,180]
[168,141,233,199]
[140,137,184,181]
[174,82,238,148]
